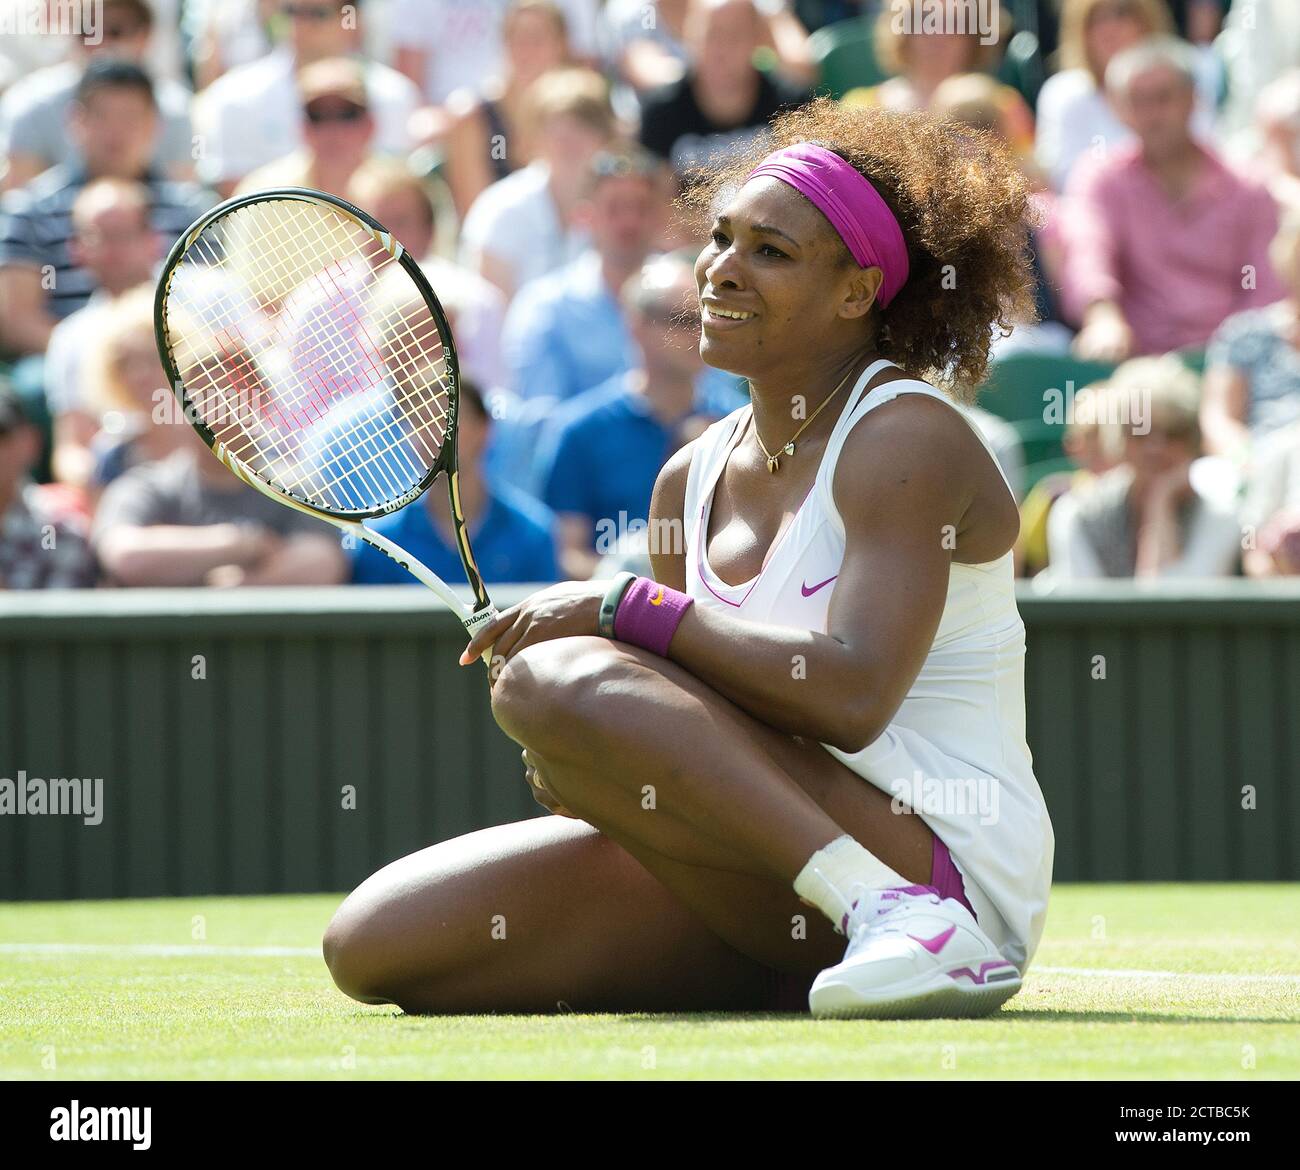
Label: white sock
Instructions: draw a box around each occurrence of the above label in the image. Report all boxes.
[793,834,908,933]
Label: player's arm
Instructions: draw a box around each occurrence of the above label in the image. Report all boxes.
[0,265,57,353]
[1,152,48,191]
[50,410,99,489]
[555,513,601,580]
[238,532,348,586]
[394,45,427,93]
[647,438,693,593]
[663,399,973,753]
[97,524,279,587]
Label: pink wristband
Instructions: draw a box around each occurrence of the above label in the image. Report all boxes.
[612,577,694,657]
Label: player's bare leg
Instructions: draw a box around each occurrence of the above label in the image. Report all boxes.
[486,637,936,963]
[325,634,937,1013]
[323,816,799,1013]
[486,637,1019,1018]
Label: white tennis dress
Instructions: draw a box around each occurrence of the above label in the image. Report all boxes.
[682,358,1055,972]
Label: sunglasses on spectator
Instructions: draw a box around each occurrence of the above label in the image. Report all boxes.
[99,22,147,40]
[80,225,150,246]
[589,151,659,181]
[1133,421,1197,441]
[282,2,336,21]
[304,102,367,125]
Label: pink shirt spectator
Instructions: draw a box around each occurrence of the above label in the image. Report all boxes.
[1059,142,1285,354]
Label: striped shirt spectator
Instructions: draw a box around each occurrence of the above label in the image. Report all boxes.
[0,59,212,358]
[0,162,210,322]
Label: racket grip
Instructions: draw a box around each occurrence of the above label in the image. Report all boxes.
[464,605,500,669]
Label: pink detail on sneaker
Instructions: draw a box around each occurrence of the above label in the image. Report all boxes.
[840,885,941,935]
[908,924,957,954]
[947,961,1019,986]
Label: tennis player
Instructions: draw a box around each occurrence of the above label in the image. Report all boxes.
[324,99,1055,1018]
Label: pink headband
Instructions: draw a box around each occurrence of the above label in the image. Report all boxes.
[746,143,910,308]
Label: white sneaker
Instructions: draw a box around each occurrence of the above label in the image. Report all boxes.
[809,886,1022,1019]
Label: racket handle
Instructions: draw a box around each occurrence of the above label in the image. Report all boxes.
[465,608,499,670]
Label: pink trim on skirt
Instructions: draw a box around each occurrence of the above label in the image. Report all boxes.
[931,835,975,915]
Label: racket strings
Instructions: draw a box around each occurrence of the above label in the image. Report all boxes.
[163,196,455,513]
[169,203,408,503]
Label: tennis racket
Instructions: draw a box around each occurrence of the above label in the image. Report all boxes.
[153,187,499,652]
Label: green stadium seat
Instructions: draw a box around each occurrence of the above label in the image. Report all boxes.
[977,352,1118,425]
[981,350,1209,491]
[995,30,1045,108]
[810,16,886,98]
[978,354,1117,493]
[814,17,1045,105]
[1008,419,1070,469]
[1020,454,1078,495]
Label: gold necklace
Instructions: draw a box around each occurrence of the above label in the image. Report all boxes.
[751,364,859,473]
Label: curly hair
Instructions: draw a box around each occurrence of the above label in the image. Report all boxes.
[680,97,1038,400]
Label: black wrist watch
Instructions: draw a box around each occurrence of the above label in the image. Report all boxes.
[598,572,638,639]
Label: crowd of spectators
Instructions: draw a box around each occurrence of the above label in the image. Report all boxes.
[2,0,1299,591]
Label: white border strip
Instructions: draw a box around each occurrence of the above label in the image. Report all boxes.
[0,943,318,957]
[1036,964,1300,985]
[0,945,1298,984]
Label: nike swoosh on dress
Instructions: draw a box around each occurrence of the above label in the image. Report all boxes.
[801,575,838,597]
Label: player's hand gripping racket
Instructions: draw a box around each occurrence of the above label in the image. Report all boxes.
[153,187,498,658]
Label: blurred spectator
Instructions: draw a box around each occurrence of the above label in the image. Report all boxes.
[192,0,420,196]
[0,0,195,191]
[638,0,808,181]
[236,58,378,197]
[1035,0,1217,192]
[1168,0,1225,43]
[347,159,508,391]
[0,379,97,589]
[0,1,192,192]
[843,1,1034,158]
[0,0,75,94]
[603,0,692,93]
[350,379,559,585]
[93,426,347,587]
[533,250,719,579]
[930,71,1040,171]
[435,0,573,219]
[0,60,211,357]
[45,183,160,486]
[459,67,617,297]
[1218,0,1300,155]
[1061,37,1284,363]
[392,0,598,108]
[1240,419,1300,577]
[1017,381,1124,576]
[187,0,277,91]
[606,0,814,95]
[1046,356,1241,579]
[59,286,185,498]
[1200,205,1300,463]
[502,146,661,403]
[1250,70,1300,208]
[930,72,1069,352]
